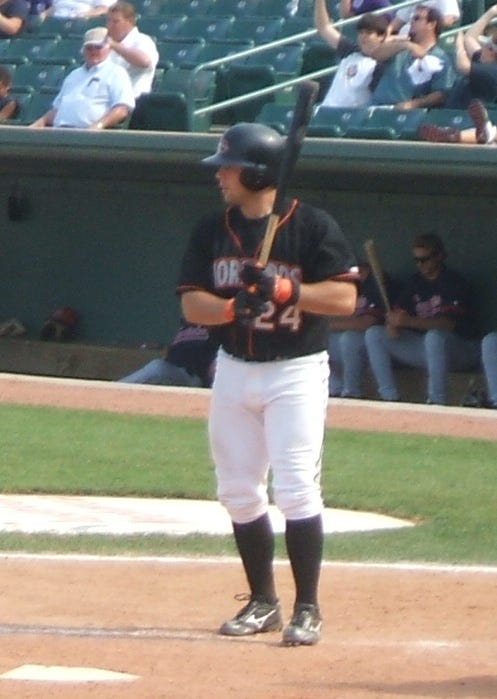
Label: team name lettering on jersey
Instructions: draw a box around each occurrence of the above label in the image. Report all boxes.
[213,257,302,290]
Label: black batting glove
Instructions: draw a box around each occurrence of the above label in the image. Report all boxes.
[240,262,274,301]
[240,261,300,306]
[233,289,268,323]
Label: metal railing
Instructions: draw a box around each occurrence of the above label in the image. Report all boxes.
[191,0,424,118]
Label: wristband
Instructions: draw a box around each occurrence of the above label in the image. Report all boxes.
[273,277,299,305]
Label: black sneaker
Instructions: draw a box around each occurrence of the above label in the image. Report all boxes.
[282,603,322,646]
[219,596,283,636]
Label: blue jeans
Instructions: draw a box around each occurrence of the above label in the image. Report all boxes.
[328,330,367,397]
[364,326,480,405]
[118,358,203,387]
[482,332,497,407]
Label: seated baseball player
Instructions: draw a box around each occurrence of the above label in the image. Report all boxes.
[364,233,480,404]
[118,320,217,387]
[328,262,393,398]
[482,331,497,408]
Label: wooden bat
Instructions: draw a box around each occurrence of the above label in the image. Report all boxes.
[363,239,391,312]
[258,79,319,266]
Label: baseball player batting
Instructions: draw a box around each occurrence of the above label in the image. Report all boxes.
[177,122,358,646]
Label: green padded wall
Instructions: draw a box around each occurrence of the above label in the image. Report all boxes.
[0,128,496,346]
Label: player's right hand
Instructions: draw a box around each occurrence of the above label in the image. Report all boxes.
[233,289,268,323]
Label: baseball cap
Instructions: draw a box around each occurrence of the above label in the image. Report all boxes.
[478,34,497,51]
[83,27,108,47]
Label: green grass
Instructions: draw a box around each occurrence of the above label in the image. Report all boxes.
[1,404,497,564]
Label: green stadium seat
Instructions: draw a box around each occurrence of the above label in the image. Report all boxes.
[128,91,206,131]
[252,0,300,17]
[175,15,235,41]
[138,15,187,41]
[279,16,313,39]
[215,63,276,123]
[230,17,284,43]
[419,108,474,131]
[1,37,60,65]
[16,87,58,125]
[33,37,81,65]
[209,0,262,18]
[345,107,429,140]
[156,37,206,69]
[13,62,68,91]
[196,37,253,65]
[461,0,485,24]
[154,67,216,123]
[162,0,214,15]
[35,16,104,38]
[136,0,169,16]
[307,106,371,137]
[151,66,165,90]
[246,43,304,80]
[255,101,295,133]
[293,0,313,17]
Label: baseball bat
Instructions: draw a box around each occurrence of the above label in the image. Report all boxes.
[363,238,391,312]
[258,79,319,266]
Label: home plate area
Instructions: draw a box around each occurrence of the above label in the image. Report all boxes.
[0,494,413,535]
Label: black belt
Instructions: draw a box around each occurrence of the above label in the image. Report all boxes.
[224,348,308,363]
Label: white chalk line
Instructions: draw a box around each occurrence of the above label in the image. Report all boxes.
[0,623,486,652]
[3,553,497,575]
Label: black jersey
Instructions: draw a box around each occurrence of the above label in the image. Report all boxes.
[177,199,357,361]
[395,266,476,338]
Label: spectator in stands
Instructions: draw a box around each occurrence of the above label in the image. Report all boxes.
[106,1,158,97]
[0,67,19,122]
[49,0,112,18]
[118,321,218,387]
[442,6,497,109]
[390,0,460,36]
[364,233,480,405]
[30,27,135,129]
[328,262,391,398]
[339,0,392,22]
[419,97,497,143]
[481,331,497,408]
[25,0,52,31]
[0,0,29,38]
[314,0,389,107]
[371,5,454,109]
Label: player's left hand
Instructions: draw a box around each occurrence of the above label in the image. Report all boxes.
[240,262,300,306]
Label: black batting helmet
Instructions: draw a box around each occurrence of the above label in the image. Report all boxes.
[202,122,284,191]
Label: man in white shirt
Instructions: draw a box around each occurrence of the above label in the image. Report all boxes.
[30,27,135,129]
[314,0,389,108]
[107,1,158,97]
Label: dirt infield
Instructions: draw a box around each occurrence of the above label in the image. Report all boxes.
[1,373,497,698]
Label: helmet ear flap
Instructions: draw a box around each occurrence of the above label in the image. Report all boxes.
[240,165,270,191]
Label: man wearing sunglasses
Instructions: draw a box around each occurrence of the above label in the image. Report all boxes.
[364,233,480,405]
[371,4,454,110]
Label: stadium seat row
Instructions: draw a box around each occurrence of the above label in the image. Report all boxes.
[255,104,497,140]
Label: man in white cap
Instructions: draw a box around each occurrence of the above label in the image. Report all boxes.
[30,27,135,129]
[106,1,158,97]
